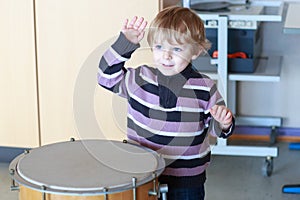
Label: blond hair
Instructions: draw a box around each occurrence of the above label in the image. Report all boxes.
[147,6,211,54]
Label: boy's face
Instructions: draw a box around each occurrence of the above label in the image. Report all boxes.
[152,40,200,76]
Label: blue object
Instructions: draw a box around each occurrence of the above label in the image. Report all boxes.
[289,143,300,150]
[282,143,300,194]
[282,185,300,194]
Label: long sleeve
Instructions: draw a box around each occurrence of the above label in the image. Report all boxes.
[97,32,140,98]
[204,82,235,138]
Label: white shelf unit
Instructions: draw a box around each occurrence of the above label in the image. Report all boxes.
[284,3,300,34]
[185,0,284,164]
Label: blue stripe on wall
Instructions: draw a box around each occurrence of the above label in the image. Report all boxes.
[234,126,300,137]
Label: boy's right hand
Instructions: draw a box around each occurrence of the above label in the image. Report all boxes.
[122,16,147,44]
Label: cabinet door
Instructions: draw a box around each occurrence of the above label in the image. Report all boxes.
[0,0,39,147]
[35,0,160,145]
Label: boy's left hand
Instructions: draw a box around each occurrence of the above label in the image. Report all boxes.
[210,105,233,131]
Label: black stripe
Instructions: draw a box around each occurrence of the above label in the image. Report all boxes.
[141,83,159,96]
[204,112,211,120]
[101,81,122,93]
[129,97,204,122]
[134,67,159,96]
[165,152,211,168]
[127,118,208,146]
[219,117,235,138]
[99,57,124,75]
[210,84,217,96]
[180,88,211,101]
[159,172,206,188]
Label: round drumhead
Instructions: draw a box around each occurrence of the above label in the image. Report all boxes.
[191,2,230,11]
[10,140,165,195]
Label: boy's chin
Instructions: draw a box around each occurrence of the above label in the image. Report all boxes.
[158,68,178,76]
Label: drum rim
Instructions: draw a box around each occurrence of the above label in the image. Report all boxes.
[9,139,165,196]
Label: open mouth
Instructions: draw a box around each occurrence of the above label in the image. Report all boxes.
[162,64,174,68]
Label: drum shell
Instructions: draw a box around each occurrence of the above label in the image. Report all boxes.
[19,181,158,200]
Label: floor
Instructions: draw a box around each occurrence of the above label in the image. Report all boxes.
[1,142,299,200]
[206,142,300,200]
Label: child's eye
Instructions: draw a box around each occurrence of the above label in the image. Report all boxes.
[173,47,182,52]
[154,45,162,50]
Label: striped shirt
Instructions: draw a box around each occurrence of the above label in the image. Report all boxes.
[98,33,234,188]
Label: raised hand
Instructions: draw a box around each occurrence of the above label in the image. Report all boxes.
[121,16,148,44]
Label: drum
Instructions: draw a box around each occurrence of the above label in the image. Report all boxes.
[9,139,166,200]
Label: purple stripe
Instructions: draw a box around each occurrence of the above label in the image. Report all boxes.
[128,89,209,111]
[129,87,159,105]
[103,49,124,66]
[176,97,207,109]
[140,66,158,81]
[188,77,215,87]
[97,72,123,88]
[128,106,204,132]
[204,116,212,127]
[163,163,210,176]
[127,129,210,156]
[206,90,223,109]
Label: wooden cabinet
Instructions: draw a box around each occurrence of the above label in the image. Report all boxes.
[0,0,39,147]
[35,1,160,145]
[1,0,159,147]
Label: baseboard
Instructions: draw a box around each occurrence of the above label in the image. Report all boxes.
[0,146,27,163]
[232,126,300,142]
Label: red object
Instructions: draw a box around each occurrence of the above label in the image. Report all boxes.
[212,51,247,59]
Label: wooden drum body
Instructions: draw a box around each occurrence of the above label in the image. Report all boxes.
[9,140,166,200]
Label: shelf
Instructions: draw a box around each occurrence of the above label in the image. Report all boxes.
[283,3,300,34]
[194,55,282,82]
[187,2,283,168]
[194,0,283,22]
[229,56,282,82]
[211,144,278,157]
[236,115,282,127]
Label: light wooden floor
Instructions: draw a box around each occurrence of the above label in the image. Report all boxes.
[1,142,299,200]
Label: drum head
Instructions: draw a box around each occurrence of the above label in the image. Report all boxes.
[10,140,165,195]
[191,2,231,12]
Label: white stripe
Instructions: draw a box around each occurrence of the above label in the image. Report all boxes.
[140,73,158,86]
[161,146,211,160]
[183,85,210,91]
[204,109,210,114]
[116,83,123,95]
[128,114,204,137]
[98,68,123,79]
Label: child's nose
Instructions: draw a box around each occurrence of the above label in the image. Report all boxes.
[163,50,172,60]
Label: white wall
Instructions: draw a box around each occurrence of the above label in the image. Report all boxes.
[237,1,300,128]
